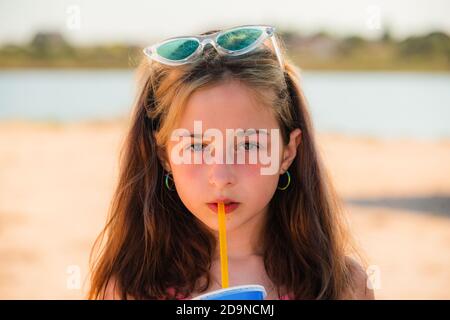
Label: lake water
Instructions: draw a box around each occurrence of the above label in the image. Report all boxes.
[0,69,449,140]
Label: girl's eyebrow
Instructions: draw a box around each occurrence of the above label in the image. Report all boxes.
[235,129,269,137]
[178,129,270,138]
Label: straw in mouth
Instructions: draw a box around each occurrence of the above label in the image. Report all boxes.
[218,202,229,288]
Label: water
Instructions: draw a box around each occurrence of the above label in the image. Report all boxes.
[301,72,450,140]
[0,69,449,140]
[0,69,135,122]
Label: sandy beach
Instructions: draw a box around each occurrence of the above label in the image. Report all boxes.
[0,120,449,299]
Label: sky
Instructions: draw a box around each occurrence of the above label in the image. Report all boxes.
[1,0,449,45]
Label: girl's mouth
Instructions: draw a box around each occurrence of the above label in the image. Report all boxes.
[206,202,240,214]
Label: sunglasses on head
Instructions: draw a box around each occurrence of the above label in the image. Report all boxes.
[143,24,284,69]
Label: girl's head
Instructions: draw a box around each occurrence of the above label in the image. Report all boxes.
[88,25,364,300]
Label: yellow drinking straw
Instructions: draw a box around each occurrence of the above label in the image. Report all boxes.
[218,202,229,288]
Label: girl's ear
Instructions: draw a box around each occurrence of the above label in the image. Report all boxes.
[153,130,172,172]
[157,148,171,173]
[280,128,302,174]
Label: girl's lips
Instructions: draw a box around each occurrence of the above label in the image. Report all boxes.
[207,202,240,214]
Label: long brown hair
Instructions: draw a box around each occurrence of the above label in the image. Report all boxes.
[87,28,366,300]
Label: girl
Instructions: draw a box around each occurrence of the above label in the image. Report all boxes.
[87,25,374,300]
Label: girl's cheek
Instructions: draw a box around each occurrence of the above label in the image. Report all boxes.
[173,163,204,181]
[236,164,279,209]
[235,162,279,186]
[237,162,263,176]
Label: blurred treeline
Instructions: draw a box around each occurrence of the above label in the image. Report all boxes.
[0,28,449,71]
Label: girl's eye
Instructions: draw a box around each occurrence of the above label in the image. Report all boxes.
[187,143,207,152]
[238,142,260,151]
[186,142,261,152]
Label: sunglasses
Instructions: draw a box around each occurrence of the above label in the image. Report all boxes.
[142,24,284,69]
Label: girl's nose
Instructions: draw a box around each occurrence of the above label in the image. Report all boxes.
[208,163,236,189]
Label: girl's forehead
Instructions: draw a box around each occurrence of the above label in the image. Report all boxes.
[176,111,279,135]
[178,82,278,129]
[185,80,269,110]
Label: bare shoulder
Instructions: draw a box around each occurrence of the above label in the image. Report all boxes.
[341,257,375,300]
[101,276,135,300]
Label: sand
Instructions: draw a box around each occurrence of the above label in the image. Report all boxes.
[0,120,449,299]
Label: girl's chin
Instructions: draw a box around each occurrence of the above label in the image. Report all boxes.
[199,218,238,232]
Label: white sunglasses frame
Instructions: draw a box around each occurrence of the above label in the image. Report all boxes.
[142,24,284,69]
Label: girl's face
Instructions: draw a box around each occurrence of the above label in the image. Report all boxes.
[164,80,301,233]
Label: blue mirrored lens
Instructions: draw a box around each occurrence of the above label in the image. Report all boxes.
[217,28,263,51]
[156,39,200,61]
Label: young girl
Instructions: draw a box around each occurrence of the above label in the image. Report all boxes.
[87,25,374,300]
